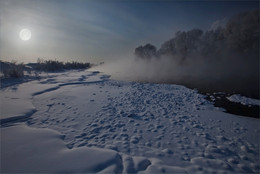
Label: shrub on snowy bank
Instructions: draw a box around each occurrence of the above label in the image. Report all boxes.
[0,61,25,78]
[0,59,92,79]
[34,59,91,72]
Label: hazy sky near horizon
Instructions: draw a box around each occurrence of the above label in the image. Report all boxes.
[0,0,258,63]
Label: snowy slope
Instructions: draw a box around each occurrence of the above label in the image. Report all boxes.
[1,70,259,173]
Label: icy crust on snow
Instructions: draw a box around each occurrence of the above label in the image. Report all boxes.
[227,94,260,106]
[1,70,260,173]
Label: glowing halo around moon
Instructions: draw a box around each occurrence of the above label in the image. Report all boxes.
[19,28,31,41]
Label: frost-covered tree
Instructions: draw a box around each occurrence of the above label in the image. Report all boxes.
[225,9,259,53]
[135,9,259,64]
[134,44,157,59]
[157,38,176,56]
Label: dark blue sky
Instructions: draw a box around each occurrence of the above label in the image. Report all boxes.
[0,0,258,63]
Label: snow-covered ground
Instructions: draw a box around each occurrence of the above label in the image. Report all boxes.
[1,70,259,173]
[227,94,260,106]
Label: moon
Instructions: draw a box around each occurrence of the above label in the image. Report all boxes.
[19,29,31,41]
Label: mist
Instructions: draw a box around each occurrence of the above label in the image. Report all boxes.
[92,9,259,98]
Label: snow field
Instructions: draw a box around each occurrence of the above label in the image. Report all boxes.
[1,70,259,173]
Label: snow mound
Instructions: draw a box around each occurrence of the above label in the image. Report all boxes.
[227,94,260,106]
